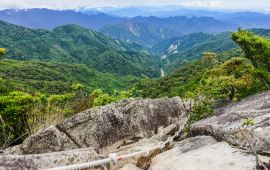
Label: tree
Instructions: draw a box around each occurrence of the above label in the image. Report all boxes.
[198,57,258,100]
[89,89,114,107]
[232,29,270,86]
[0,48,6,60]
[202,52,217,68]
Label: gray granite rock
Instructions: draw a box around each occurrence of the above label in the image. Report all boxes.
[0,157,37,170]
[119,164,142,170]
[1,148,98,169]
[191,91,270,154]
[150,140,256,170]
[6,97,187,154]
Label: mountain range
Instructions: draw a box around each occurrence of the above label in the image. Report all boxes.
[101,16,236,46]
[0,8,124,30]
[1,8,270,47]
[1,8,270,93]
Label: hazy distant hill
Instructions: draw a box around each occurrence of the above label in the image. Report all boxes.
[101,16,237,46]
[218,12,270,28]
[93,6,228,17]
[0,8,124,30]
[101,20,183,47]
[0,21,159,77]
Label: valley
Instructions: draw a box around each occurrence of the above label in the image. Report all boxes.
[0,5,270,170]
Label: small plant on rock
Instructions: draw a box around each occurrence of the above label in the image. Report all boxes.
[243,117,256,126]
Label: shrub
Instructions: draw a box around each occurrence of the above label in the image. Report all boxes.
[185,97,214,133]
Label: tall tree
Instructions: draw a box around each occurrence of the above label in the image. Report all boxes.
[202,52,218,68]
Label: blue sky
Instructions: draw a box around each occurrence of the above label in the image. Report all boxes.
[0,0,270,11]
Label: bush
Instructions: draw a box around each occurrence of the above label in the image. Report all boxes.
[0,91,44,147]
[185,98,214,133]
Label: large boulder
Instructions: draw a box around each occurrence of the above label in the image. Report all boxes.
[191,91,270,154]
[149,136,256,170]
[1,148,98,169]
[7,97,187,154]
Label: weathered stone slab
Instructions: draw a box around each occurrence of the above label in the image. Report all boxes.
[1,148,98,169]
[6,97,186,154]
[150,139,256,170]
[58,97,185,150]
[191,91,270,154]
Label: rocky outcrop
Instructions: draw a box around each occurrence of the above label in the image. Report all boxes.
[3,91,270,170]
[6,97,188,154]
[191,91,270,155]
[150,136,257,170]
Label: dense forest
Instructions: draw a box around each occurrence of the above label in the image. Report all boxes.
[0,19,270,148]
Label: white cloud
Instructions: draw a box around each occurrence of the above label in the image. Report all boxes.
[181,1,223,8]
[0,0,269,10]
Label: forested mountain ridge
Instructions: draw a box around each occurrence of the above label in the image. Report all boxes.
[0,21,159,77]
[100,20,183,47]
[100,16,237,46]
[153,28,270,71]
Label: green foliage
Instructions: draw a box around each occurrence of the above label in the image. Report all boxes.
[190,98,214,123]
[243,117,256,126]
[71,83,84,91]
[0,21,159,77]
[0,48,6,60]
[89,89,114,107]
[0,91,44,146]
[202,52,218,68]
[89,89,132,107]
[0,77,9,94]
[185,98,214,133]
[134,59,207,98]
[232,29,270,86]
[158,32,238,71]
[135,53,267,101]
[0,85,134,148]
[198,57,263,100]
[0,60,138,94]
[153,29,270,72]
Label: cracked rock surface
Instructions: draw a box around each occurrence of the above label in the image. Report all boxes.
[191,91,270,155]
[150,138,256,170]
[5,97,187,155]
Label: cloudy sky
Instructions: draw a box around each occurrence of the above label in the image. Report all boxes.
[0,0,270,11]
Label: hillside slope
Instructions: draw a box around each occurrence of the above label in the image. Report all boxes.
[0,60,138,94]
[0,21,159,77]
[153,29,270,71]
